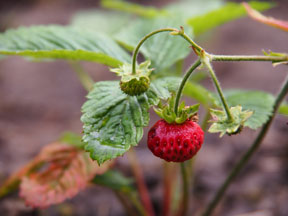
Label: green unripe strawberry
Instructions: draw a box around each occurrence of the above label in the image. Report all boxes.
[120,76,150,96]
[111,61,153,96]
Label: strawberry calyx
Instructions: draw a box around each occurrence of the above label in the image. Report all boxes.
[154,94,199,124]
[111,60,153,96]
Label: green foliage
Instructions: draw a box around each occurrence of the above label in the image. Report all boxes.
[164,0,223,20]
[183,81,215,108]
[101,0,166,18]
[71,10,132,35]
[59,132,84,149]
[0,25,130,67]
[93,170,134,192]
[214,90,275,130]
[188,1,273,36]
[81,77,180,164]
[115,18,192,72]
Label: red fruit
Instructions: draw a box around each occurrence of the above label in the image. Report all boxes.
[147,119,204,162]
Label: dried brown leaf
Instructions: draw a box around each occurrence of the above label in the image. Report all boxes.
[16,142,112,208]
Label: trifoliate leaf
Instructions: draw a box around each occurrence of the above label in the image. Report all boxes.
[81,77,180,164]
[209,106,253,137]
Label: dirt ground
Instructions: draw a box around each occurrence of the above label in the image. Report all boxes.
[0,0,287,216]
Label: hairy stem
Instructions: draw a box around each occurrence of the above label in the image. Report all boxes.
[202,58,233,121]
[127,149,155,216]
[176,162,189,216]
[69,62,94,91]
[174,59,201,115]
[201,75,288,216]
[210,54,288,62]
[132,28,202,74]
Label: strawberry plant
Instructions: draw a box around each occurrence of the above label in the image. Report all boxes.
[0,0,288,215]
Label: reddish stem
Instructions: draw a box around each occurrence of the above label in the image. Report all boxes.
[127,149,155,216]
[162,162,173,216]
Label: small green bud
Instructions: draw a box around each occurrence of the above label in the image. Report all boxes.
[111,60,153,96]
[120,76,150,96]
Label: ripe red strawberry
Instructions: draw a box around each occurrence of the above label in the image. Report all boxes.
[147,119,204,162]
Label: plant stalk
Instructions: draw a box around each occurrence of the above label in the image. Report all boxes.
[162,162,173,216]
[210,54,288,62]
[127,149,155,216]
[202,58,233,121]
[132,28,202,74]
[201,74,288,216]
[176,162,189,216]
[174,59,201,115]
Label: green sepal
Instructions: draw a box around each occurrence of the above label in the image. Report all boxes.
[111,60,153,96]
[153,95,199,124]
[208,105,253,137]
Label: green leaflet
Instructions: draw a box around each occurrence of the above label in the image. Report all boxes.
[188,1,273,36]
[59,132,84,149]
[115,17,193,72]
[71,10,132,35]
[183,81,215,108]
[0,25,130,67]
[100,0,166,18]
[214,90,275,130]
[81,77,180,164]
[164,0,223,20]
[93,170,134,192]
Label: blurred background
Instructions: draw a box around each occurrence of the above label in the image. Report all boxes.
[0,0,287,215]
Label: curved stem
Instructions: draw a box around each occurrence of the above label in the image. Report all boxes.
[210,54,288,62]
[174,59,201,115]
[201,74,288,216]
[132,28,202,74]
[202,58,233,121]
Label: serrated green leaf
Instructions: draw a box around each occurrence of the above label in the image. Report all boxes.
[0,25,130,67]
[115,17,192,72]
[214,90,275,130]
[188,1,273,36]
[81,77,180,164]
[100,0,166,18]
[71,10,132,35]
[92,170,134,192]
